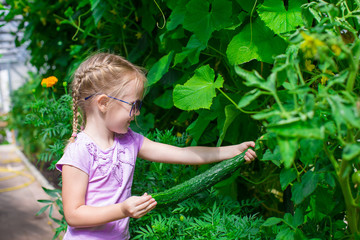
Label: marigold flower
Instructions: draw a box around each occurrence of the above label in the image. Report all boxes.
[41,76,58,88]
[300,32,325,58]
[331,44,341,56]
[321,70,334,85]
[305,59,315,72]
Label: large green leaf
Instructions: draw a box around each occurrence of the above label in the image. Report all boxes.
[173,65,224,110]
[257,0,306,35]
[183,0,232,44]
[268,119,325,140]
[147,51,174,86]
[227,18,287,64]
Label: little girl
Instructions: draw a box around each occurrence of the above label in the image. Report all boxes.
[56,52,257,239]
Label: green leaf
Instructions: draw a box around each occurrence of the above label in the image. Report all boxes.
[262,146,282,167]
[276,228,295,239]
[37,199,53,203]
[269,120,325,140]
[299,139,323,165]
[343,143,360,161]
[328,95,360,129]
[167,0,187,31]
[183,0,232,44]
[237,89,262,108]
[292,171,319,204]
[257,0,306,35]
[293,208,304,228]
[280,168,297,190]
[154,90,174,109]
[36,205,50,216]
[147,51,174,86]
[89,0,107,25]
[227,18,287,64]
[64,7,74,18]
[42,187,61,198]
[174,35,206,66]
[277,136,298,168]
[187,110,217,143]
[217,105,240,146]
[236,0,257,12]
[173,65,224,110]
[234,66,276,92]
[262,217,282,227]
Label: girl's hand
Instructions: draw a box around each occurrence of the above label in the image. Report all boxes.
[237,141,257,163]
[121,193,157,219]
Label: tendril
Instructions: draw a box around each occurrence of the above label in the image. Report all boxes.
[153,0,166,29]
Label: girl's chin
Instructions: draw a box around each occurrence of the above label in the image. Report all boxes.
[114,127,129,135]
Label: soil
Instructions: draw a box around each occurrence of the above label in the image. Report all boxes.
[33,160,62,189]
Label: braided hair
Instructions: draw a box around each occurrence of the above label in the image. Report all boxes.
[68,52,147,143]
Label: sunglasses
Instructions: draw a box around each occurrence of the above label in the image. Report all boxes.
[85,94,142,116]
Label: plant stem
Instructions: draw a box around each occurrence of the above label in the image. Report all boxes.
[217,88,257,114]
[338,158,359,235]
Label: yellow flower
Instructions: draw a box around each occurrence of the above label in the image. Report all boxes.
[305,59,315,72]
[331,44,341,56]
[41,76,58,88]
[135,32,142,39]
[321,70,334,85]
[300,32,325,58]
[23,6,30,13]
[55,18,61,25]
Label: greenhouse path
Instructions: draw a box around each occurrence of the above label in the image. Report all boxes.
[0,144,62,240]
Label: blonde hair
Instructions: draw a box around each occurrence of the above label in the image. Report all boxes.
[68,52,147,143]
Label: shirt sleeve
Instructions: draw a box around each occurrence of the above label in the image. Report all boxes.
[56,141,91,175]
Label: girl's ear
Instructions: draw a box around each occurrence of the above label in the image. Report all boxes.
[97,95,109,113]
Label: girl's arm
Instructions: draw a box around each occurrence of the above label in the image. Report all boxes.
[138,137,257,165]
[61,165,157,228]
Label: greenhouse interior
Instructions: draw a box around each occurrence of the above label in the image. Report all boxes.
[0,0,359,239]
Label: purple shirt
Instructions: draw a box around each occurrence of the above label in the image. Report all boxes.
[56,129,144,240]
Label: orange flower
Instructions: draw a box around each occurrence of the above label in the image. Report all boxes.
[41,76,58,88]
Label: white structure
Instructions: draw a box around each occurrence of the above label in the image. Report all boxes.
[0,1,34,114]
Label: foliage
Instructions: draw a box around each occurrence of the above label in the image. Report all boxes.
[231,1,360,239]
[0,114,9,144]
[36,187,67,240]
[131,188,267,239]
[7,73,72,173]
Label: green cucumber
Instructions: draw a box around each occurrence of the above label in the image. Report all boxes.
[152,149,249,206]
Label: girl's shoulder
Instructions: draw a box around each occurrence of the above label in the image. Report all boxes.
[66,132,98,156]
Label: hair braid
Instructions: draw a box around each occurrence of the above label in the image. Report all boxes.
[68,72,84,143]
